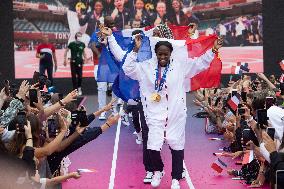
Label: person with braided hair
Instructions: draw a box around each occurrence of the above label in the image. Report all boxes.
[100,23,223,188]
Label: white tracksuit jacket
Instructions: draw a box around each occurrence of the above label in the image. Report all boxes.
[108,34,215,151]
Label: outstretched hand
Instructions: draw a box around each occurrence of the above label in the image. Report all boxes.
[102,98,116,112]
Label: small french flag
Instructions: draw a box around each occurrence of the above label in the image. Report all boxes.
[77,169,97,173]
[231,62,250,75]
[227,93,241,113]
[211,158,228,173]
[242,150,254,165]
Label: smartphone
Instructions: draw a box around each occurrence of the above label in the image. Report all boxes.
[266,97,275,109]
[29,89,38,107]
[231,89,238,97]
[16,111,27,133]
[256,109,268,126]
[71,111,79,126]
[276,170,284,189]
[47,118,57,138]
[78,110,88,127]
[242,129,251,146]
[241,91,247,102]
[238,108,245,115]
[266,127,275,140]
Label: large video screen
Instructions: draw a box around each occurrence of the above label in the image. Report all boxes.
[13,0,263,79]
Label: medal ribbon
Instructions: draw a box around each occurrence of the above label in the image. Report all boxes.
[154,63,169,93]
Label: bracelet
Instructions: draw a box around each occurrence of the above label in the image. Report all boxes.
[58,100,65,107]
[15,96,25,103]
[27,138,32,140]
[246,116,254,123]
[105,122,111,128]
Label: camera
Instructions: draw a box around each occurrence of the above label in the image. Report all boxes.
[242,128,251,146]
[15,111,27,133]
[256,109,268,129]
[238,108,245,115]
[71,107,88,127]
[47,118,58,138]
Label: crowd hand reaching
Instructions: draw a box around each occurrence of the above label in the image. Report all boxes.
[62,89,78,104]
[106,114,120,126]
[59,108,72,126]
[58,114,69,132]
[102,98,116,112]
[16,80,30,100]
[32,90,44,112]
[262,131,276,153]
[75,124,87,135]
[213,36,224,50]
[231,151,243,159]
[24,121,32,139]
[0,127,4,135]
[256,72,267,81]
[0,88,8,101]
[70,172,81,179]
[246,140,256,150]
[133,34,142,53]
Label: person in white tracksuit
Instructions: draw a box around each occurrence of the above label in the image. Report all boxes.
[120,36,223,188]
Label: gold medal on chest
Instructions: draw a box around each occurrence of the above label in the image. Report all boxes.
[151,93,161,102]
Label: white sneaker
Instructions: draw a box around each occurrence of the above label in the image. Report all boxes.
[143,171,153,184]
[128,112,133,118]
[151,171,164,187]
[98,112,106,120]
[133,131,137,135]
[135,132,143,145]
[78,87,82,96]
[171,179,180,189]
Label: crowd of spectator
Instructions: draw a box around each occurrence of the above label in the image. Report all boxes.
[215,15,263,46]
[0,76,120,188]
[193,72,284,188]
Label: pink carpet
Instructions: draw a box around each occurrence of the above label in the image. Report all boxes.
[62,96,270,189]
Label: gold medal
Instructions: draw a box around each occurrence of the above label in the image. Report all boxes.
[151,93,161,102]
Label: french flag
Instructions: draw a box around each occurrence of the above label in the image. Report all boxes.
[231,62,250,75]
[211,158,227,173]
[242,150,254,165]
[95,25,222,101]
[227,93,241,113]
[77,168,97,173]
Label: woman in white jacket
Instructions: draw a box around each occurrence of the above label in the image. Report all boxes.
[102,26,223,188]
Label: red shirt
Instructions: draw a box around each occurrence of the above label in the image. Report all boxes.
[36,43,55,64]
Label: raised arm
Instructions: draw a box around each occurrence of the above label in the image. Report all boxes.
[107,34,127,62]
[122,35,143,81]
[184,49,215,78]
[184,37,223,78]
